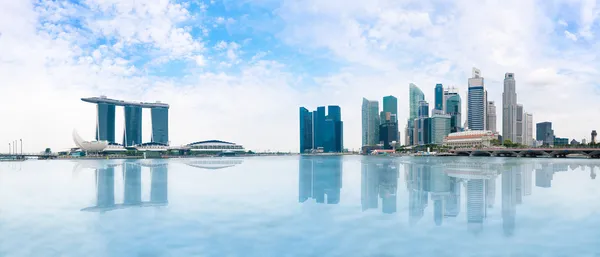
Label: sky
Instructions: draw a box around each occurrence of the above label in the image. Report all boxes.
[0,0,599,153]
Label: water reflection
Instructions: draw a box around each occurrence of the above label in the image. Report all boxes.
[361,158,399,213]
[183,158,244,170]
[297,157,600,237]
[80,160,168,212]
[298,156,343,204]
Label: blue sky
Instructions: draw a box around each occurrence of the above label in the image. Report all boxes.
[1,0,600,152]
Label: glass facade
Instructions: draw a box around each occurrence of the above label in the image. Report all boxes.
[468,86,486,130]
[446,95,461,133]
[301,106,343,153]
[123,105,143,147]
[362,98,380,146]
[418,101,429,118]
[379,121,398,149]
[430,114,451,145]
[434,84,444,111]
[408,84,425,146]
[299,107,313,153]
[383,96,398,122]
[96,103,116,143]
[151,107,169,145]
[536,122,554,146]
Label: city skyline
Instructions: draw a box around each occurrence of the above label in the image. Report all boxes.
[2,0,600,152]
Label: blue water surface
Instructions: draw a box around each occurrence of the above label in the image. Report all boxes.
[1,156,599,257]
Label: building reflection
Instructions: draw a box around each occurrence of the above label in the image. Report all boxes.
[361,158,399,214]
[298,156,343,204]
[183,158,244,170]
[81,160,169,212]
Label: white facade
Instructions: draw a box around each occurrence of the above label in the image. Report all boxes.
[502,73,518,143]
[486,101,497,133]
[362,98,380,146]
[523,113,533,146]
[443,130,496,148]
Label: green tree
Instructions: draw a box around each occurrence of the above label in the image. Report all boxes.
[44,148,51,154]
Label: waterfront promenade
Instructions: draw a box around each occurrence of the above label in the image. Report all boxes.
[451,147,600,158]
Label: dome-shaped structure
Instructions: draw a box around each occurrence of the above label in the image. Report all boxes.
[72,129,108,152]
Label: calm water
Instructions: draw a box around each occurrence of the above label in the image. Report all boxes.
[1,156,599,257]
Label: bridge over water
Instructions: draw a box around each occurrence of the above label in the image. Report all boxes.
[451,148,600,158]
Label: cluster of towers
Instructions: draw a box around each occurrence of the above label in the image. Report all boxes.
[82,96,169,146]
[299,106,344,153]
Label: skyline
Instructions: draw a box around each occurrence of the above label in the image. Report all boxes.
[2,0,600,152]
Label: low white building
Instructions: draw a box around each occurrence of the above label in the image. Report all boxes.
[443,130,497,148]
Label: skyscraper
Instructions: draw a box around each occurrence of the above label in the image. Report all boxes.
[486,101,497,133]
[523,113,533,146]
[151,107,169,145]
[299,107,313,153]
[299,106,343,153]
[362,98,380,146]
[123,105,143,147]
[417,101,430,145]
[408,84,425,145]
[435,84,444,111]
[96,102,116,143]
[468,68,486,130]
[445,90,462,133]
[503,73,518,142]
[383,96,398,122]
[536,122,554,146]
[516,104,524,144]
[430,112,451,145]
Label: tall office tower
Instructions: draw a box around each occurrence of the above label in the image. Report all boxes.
[380,112,398,149]
[435,84,444,111]
[516,104,524,144]
[502,167,518,236]
[408,84,425,145]
[486,101,497,133]
[468,68,486,130]
[313,106,326,148]
[503,73,518,142]
[362,98,380,146]
[430,112,451,145]
[445,90,461,133]
[96,102,116,143]
[324,105,343,152]
[383,96,398,122]
[123,105,143,147]
[536,122,554,146]
[417,101,430,145]
[299,107,314,153]
[151,107,169,145]
[523,113,533,146]
[592,130,597,144]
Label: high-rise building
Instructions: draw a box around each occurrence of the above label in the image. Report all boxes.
[408,84,425,145]
[430,112,451,145]
[516,104,524,144]
[503,73,518,142]
[299,107,313,153]
[299,106,344,153]
[151,107,169,145]
[383,96,398,122]
[536,122,554,146]
[592,130,597,144]
[523,113,533,146]
[123,105,143,147]
[435,84,444,111]
[468,68,486,130]
[96,102,116,143]
[362,98,380,146]
[443,87,461,133]
[416,101,430,145]
[486,101,497,133]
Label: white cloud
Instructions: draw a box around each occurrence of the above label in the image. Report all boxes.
[565,30,578,41]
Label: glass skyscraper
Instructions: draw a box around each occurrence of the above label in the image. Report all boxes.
[536,122,554,146]
[434,84,444,111]
[299,107,313,153]
[468,68,486,130]
[408,84,425,145]
[446,94,461,133]
[151,107,169,145]
[382,96,398,122]
[299,105,343,153]
[123,105,143,147]
[96,103,116,143]
[362,98,380,146]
